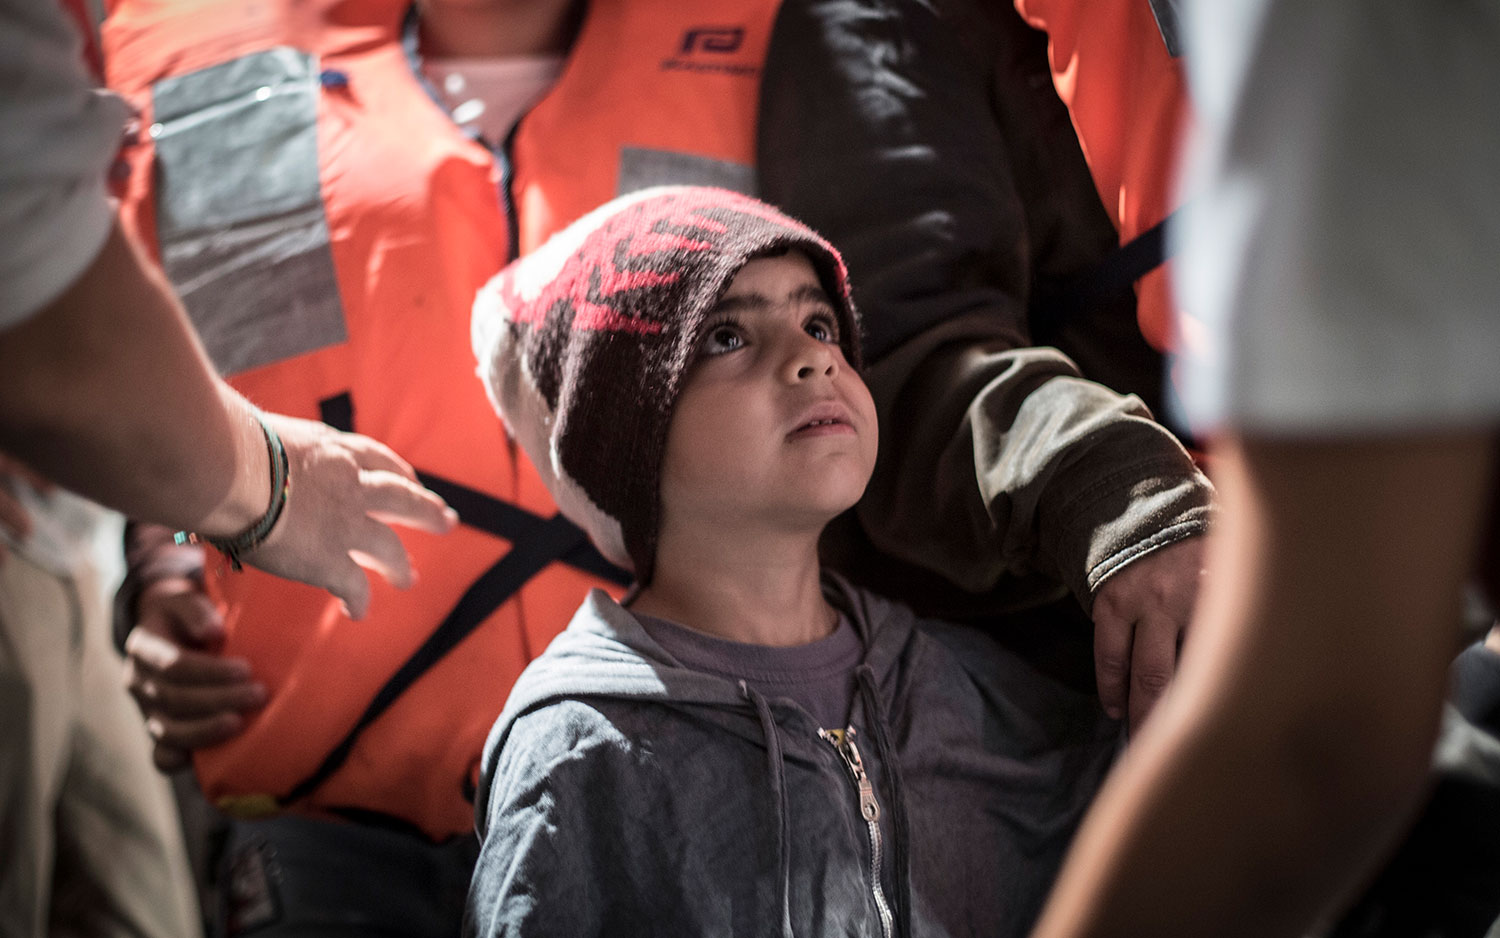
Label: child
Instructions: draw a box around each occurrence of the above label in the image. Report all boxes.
[466,186,1119,938]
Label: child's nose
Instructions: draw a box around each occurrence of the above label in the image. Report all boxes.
[781,332,840,383]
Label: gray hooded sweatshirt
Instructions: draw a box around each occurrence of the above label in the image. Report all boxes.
[467,576,1120,938]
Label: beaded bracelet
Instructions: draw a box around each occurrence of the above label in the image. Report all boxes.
[175,413,291,571]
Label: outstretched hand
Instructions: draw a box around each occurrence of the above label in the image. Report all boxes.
[1090,537,1206,733]
[237,415,459,619]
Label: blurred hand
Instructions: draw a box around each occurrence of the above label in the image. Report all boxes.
[124,576,264,772]
[239,415,459,619]
[0,451,51,564]
[1090,537,1206,733]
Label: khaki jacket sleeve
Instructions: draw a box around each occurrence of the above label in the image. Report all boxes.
[758,0,1211,614]
[860,314,1209,612]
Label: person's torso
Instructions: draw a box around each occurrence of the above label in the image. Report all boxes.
[495,599,1119,937]
[1011,0,1191,352]
[506,0,777,256]
[103,0,768,837]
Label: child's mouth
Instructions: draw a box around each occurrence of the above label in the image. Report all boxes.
[788,405,856,438]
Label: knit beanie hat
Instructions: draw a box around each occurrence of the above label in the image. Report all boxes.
[472,185,861,583]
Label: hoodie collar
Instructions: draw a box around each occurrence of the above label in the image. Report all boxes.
[492,572,917,739]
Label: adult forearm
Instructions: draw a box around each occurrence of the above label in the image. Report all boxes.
[1032,641,1438,937]
[1032,433,1496,938]
[3,219,455,616]
[0,220,268,535]
[855,320,1209,609]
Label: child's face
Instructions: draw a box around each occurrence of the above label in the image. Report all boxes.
[656,252,879,540]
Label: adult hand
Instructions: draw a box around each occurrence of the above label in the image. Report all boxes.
[0,451,50,564]
[1090,536,1206,733]
[124,576,265,772]
[238,414,459,620]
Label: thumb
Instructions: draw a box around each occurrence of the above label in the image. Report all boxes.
[327,555,372,621]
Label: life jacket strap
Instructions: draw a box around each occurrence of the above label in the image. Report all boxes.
[1031,209,1176,331]
[278,394,629,809]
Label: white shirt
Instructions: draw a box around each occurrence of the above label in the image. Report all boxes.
[0,478,109,576]
[1173,0,1500,434]
[0,0,129,329]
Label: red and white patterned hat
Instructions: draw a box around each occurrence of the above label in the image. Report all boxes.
[472,186,861,582]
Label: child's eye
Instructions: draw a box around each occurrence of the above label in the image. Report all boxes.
[805,312,839,344]
[699,322,746,356]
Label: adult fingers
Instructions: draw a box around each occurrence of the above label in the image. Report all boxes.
[125,626,253,686]
[360,469,458,534]
[145,711,245,754]
[151,743,191,774]
[341,432,418,481]
[349,516,415,591]
[130,670,266,719]
[323,553,372,621]
[1127,612,1182,733]
[1092,608,1133,722]
[139,584,226,646]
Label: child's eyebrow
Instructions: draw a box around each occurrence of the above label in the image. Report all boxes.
[712,283,832,314]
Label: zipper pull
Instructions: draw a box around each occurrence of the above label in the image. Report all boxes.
[820,727,880,822]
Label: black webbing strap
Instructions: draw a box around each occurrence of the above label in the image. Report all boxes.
[1032,211,1175,330]
[282,394,628,806]
[281,511,594,806]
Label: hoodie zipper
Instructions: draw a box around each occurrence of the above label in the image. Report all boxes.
[820,727,894,938]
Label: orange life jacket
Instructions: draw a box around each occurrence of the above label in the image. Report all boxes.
[104,0,780,841]
[1013,0,1190,353]
[509,0,777,257]
[103,0,611,840]
[112,0,1177,840]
